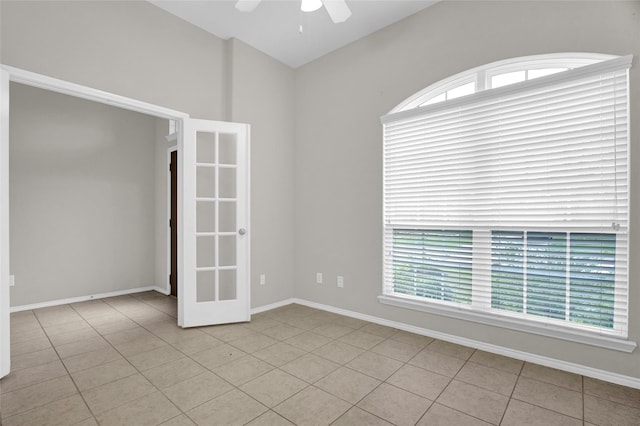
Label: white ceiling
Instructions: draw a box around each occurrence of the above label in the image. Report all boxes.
[148,0,438,68]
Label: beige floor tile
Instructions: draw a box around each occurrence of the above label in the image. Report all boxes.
[103,326,154,345]
[389,330,434,348]
[315,366,380,404]
[163,371,234,411]
[11,336,52,356]
[284,331,332,352]
[358,383,432,426]
[143,357,206,389]
[170,334,222,355]
[584,376,640,409]
[62,346,123,373]
[1,394,92,426]
[160,414,197,426]
[213,355,273,386]
[111,334,167,357]
[11,327,47,344]
[81,373,156,414]
[512,376,583,419]
[243,317,281,333]
[261,324,306,341]
[253,342,307,367]
[10,347,59,371]
[312,323,354,339]
[332,407,393,426]
[502,399,582,426]
[200,323,256,342]
[312,340,364,364]
[229,332,278,353]
[426,340,475,360]
[283,315,328,330]
[468,350,523,375]
[436,380,509,424]
[359,323,397,338]
[280,353,340,383]
[191,343,247,369]
[455,362,518,396]
[0,359,68,393]
[187,388,267,425]
[90,317,138,335]
[74,418,99,426]
[245,410,295,426]
[71,358,137,391]
[95,391,180,426]
[387,364,450,400]
[126,345,184,371]
[1,376,78,418]
[240,369,308,407]
[43,319,93,337]
[56,336,111,359]
[584,394,640,426]
[521,362,582,391]
[409,348,466,377]
[333,316,368,329]
[346,351,403,381]
[417,403,491,426]
[370,338,423,362]
[274,386,350,426]
[338,330,386,350]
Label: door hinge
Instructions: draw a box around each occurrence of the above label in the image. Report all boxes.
[169,218,172,228]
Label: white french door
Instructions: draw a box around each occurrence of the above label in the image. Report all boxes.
[178,119,250,327]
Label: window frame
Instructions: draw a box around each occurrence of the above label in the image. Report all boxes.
[380,53,636,353]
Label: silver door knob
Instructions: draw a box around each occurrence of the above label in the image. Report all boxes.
[238,228,246,236]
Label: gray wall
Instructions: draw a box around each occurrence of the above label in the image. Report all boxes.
[1,1,297,309]
[293,1,640,379]
[227,39,296,308]
[9,83,157,306]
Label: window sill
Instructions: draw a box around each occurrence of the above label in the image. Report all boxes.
[378,294,637,353]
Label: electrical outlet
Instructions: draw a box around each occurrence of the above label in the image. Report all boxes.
[337,276,344,288]
[259,274,266,285]
[9,275,14,287]
[316,272,323,284]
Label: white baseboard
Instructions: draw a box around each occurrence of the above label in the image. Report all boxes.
[9,286,160,313]
[251,298,296,315]
[250,297,640,390]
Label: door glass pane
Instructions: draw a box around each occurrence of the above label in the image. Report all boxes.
[196,166,215,198]
[219,202,236,232]
[196,201,215,232]
[219,236,236,266]
[197,132,216,163]
[219,270,237,301]
[219,168,236,199]
[219,133,237,165]
[196,236,215,268]
[197,270,216,302]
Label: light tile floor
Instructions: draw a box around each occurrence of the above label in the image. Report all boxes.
[1,291,639,425]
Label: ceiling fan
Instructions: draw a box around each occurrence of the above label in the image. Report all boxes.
[235,0,352,24]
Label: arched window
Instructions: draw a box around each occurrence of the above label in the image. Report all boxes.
[380,53,633,350]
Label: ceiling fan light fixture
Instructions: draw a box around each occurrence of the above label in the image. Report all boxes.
[301,0,323,13]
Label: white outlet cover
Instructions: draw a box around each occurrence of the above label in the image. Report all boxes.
[259,274,266,285]
[337,276,344,288]
[316,273,323,284]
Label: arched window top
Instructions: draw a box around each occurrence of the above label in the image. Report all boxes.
[391,53,618,113]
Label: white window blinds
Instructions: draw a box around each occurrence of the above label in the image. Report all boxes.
[382,55,631,339]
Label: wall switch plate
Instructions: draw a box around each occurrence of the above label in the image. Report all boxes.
[259,274,266,285]
[337,276,344,288]
[316,272,323,284]
[9,275,14,287]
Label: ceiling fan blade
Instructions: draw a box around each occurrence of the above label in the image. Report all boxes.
[323,0,352,23]
[235,0,262,12]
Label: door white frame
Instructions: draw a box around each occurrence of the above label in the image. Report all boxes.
[0,65,189,378]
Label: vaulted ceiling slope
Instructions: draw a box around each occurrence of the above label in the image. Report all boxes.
[148,0,438,68]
